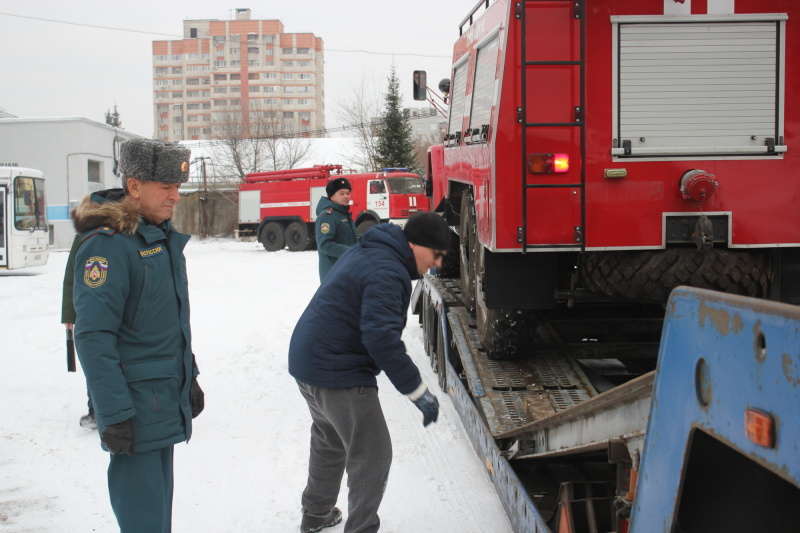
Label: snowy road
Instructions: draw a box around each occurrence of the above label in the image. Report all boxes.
[0,239,512,532]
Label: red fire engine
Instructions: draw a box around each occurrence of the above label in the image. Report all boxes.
[417,0,800,355]
[238,165,429,251]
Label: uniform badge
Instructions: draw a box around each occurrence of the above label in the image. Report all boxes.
[84,256,109,288]
[326,208,334,215]
[320,222,331,234]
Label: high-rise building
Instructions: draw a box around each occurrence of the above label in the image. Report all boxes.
[152,8,324,142]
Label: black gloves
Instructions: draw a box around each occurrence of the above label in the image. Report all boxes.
[191,377,204,419]
[101,419,134,455]
[412,388,440,427]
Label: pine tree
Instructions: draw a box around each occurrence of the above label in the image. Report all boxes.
[104,105,122,128]
[376,66,417,172]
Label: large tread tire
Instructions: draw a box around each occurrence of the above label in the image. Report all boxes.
[260,222,285,252]
[475,236,538,360]
[435,220,460,279]
[357,219,377,236]
[580,249,772,302]
[285,221,311,252]
[459,189,477,311]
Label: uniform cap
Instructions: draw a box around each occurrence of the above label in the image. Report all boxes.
[326,177,352,197]
[118,138,191,183]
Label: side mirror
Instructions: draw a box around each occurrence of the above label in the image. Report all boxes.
[413,70,427,101]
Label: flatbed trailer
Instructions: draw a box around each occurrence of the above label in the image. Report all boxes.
[413,281,800,532]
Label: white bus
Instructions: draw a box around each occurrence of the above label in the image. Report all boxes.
[0,167,49,269]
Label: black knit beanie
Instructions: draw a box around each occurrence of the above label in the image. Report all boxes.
[403,212,451,250]
[326,177,352,197]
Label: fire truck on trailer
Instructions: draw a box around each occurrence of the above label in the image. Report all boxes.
[238,165,429,251]
[0,166,49,269]
[412,0,800,531]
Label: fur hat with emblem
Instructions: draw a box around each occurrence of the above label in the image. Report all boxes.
[118,138,191,184]
[326,177,352,198]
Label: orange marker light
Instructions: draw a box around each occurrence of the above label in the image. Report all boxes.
[745,409,774,448]
[528,153,570,174]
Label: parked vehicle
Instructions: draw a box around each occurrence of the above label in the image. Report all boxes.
[238,165,429,251]
[0,166,49,269]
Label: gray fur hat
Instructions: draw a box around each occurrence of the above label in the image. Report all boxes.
[118,138,191,183]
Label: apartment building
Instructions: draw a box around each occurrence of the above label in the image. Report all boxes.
[152,8,325,142]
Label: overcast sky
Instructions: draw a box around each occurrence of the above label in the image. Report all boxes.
[0,0,468,138]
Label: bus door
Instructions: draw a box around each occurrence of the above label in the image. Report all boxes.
[0,185,6,267]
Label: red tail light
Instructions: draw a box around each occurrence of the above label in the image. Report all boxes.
[528,153,570,174]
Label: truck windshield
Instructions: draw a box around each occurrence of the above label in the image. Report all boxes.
[386,176,425,195]
[14,176,47,231]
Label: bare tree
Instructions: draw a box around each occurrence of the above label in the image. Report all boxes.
[336,75,384,171]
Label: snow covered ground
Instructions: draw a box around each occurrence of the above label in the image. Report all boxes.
[0,239,512,533]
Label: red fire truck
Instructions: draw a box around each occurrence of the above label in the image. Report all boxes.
[417,0,800,356]
[238,165,429,251]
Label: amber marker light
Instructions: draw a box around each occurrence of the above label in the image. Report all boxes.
[745,409,775,448]
[528,153,570,174]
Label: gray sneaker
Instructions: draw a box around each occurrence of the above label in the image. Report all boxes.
[300,507,342,533]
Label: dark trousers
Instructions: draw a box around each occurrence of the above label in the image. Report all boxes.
[297,381,392,533]
[107,446,175,533]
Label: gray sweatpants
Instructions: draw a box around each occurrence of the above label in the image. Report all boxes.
[297,381,392,533]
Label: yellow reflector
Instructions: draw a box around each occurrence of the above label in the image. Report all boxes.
[745,409,774,448]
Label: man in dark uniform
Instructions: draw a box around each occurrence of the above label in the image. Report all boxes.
[72,138,204,533]
[315,177,358,281]
[290,211,451,533]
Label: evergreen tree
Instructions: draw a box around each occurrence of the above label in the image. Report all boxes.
[104,105,122,127]
[376,66,417,172]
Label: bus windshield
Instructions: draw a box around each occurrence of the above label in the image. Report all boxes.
[386,176,425,195]
[14,176,47,231]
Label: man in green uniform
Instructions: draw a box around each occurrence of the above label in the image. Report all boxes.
[72,138,204,533]
[315,177,358,281]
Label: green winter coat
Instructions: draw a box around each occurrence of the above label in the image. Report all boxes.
[315,196,357,281]
[72,191,197,453]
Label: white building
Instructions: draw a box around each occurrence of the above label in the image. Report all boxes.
[0,117,139,249]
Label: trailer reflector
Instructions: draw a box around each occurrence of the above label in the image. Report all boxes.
[745,409,774,448]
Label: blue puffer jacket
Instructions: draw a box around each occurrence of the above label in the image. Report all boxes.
[289,223,423,394]
[72,190,197,453]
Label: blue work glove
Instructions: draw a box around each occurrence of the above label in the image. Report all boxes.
[101,419,134,455]
[410,387,439,427]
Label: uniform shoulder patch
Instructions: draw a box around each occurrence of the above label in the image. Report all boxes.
[83,256,109,288]
[320,222,331,234]
[326,207,334,215]
[97,226,116,235]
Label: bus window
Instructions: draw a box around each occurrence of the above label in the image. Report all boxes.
[14,177,47,231]
[386,176,425,195]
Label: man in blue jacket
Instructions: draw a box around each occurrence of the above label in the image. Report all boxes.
[315,177,358,281]
[72,138,204,533]
[289,212,451,533]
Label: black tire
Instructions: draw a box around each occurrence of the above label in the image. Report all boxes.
[475,237,538,359]
[260,222,285,252]
[459,189,477,311]
[579,249,772,302]
[285,221,311,252]
[357,219,377,236]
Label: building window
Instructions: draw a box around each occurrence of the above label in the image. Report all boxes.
[230,47,240,54]
[298,73,311,80]
[156,79,169,86]
[230,34,240,42]
[230,86,241,93]
[155,67,168,75]
[187,65,200,72]
[187,103,200,110]
[264,35,275,43]
[248,60,259,66]
[160,117,168,125]
[298,61,310,67]
[283,99,293,105]
[284,86,295,93]
[202,103,211,109]
[187,53,199,60]
[231,60,240,67]
[230,99,241,106]
[214,60,226,67]
[230,73,241,80]
[300,112,311,120]
[214,100,228,106]
[264,86,276,93]
[155,55,168,61]
[247,33,258,42]
[265,49,274,56]
[203,128,211,134]
[248,47,259,54]
[173,129,182,135]
[214,87,228,93]
[263,72,277,79]
[250,86,260,93]
[188,116,199,122]
[157,105,168,113]
[297,86,309,93]
[186,90,200,97]
[248,73,259,80]
[201,90,210,96]
[297,48,310,54]
[213,36,225,45]
[172,67,182,73]
[264,61,275,67]
[297,99,309,105]
[283,73,294,80]
[201,77,210,84]
[186,78,200,85]
[174,116,183,123]
[283,61,294,67]
[190,28,198,39]
[171,54,182,61]
[173,104,182,111]
[171,79,182,86]
[189,128,200,135]
[283,111,294,118]
[214,74,227,81]
[88,160,101,183]
[156,92,169,99]
[282,48,293,54]
[172,91,183,97]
